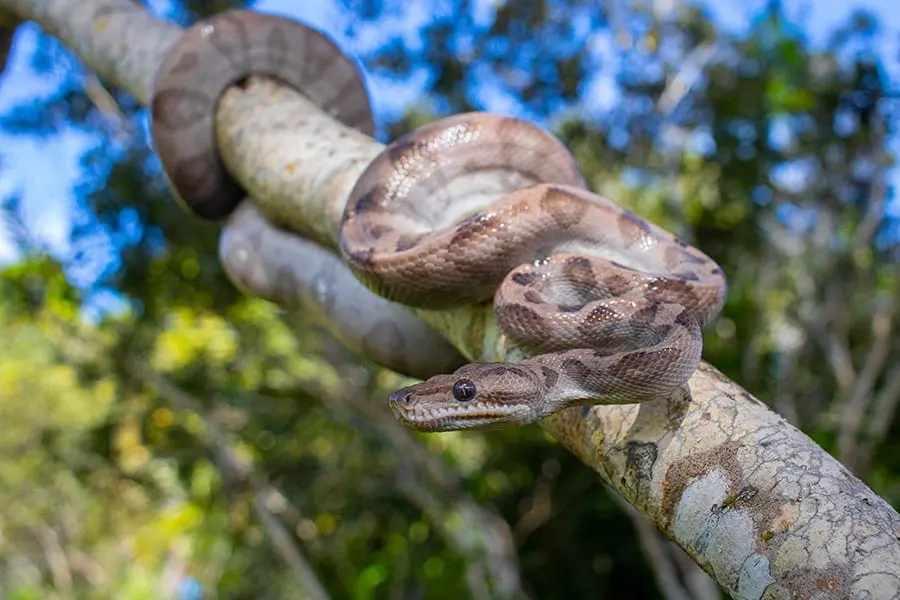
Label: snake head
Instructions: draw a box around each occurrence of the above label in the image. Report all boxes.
[389,363,544,431]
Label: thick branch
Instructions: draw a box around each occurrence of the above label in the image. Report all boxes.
[7,0,900,597]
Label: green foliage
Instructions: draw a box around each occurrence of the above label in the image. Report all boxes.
[1,0,898,598]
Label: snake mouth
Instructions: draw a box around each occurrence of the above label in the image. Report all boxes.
[389,396,535,432]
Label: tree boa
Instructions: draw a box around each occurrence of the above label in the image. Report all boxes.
[150,10,728,432]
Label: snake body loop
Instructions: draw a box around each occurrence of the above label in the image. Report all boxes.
[150,10,729,432]
[151,9,373,220]
[341,113,728,431]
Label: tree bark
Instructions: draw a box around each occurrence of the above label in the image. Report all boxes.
[5,0,900,597]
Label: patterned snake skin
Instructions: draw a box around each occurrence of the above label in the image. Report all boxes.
[150,10,374,220]
[150,10,729,432]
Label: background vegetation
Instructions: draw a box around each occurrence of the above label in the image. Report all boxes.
[0,0,898,598]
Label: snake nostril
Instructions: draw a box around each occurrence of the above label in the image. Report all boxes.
[389,389,414,407]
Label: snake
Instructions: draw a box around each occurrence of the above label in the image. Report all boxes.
[341,114,728,431]
[150,9,374,220]
[150,10,729,433]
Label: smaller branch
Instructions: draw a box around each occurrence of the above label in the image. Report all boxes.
[67,548,111,589]
[81,71,134,145]
[858,365,900,472]
[824,284,855,392]
[510,469,594,549]
[511,478,554,543]
[795,307,855,397]
[670,548,722,600]
[127,359,332,600]
[326,372,460,493]
[849,307,893,406]
[852,157,888,253]
[250,489,325,600]
[825,331,856,397]
[32,523,74,595]
[795,248,857,401]
[325,366,528,600]
[656,44,718,115]
[771,344,801,426]
[756,249,802,424]
[838,305,894,468]
[608,491,719,600]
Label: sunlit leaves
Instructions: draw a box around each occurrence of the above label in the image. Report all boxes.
[765,76,815,113]
[151,307,239,373]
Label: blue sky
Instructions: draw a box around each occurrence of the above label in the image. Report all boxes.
[0,0,897,289]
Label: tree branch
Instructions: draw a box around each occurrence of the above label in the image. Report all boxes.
[126,358,332,600]
[837,304,894,468]
[858,364,900,474]
[608,490,720,600]
[310,363,529,599]
[31,523,74,594]
[7,0,900,597]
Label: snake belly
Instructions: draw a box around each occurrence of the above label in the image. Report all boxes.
[340,112,728,431]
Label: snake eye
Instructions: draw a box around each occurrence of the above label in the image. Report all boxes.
[452,379,477,402]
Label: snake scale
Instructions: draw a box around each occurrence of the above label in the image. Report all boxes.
[150,10,728,432]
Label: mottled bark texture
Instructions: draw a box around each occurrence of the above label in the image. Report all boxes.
[4,0,900,597]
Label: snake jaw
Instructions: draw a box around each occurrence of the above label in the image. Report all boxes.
[389,387,539,431]
[388,363,548,431]
[389,398,538,431]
